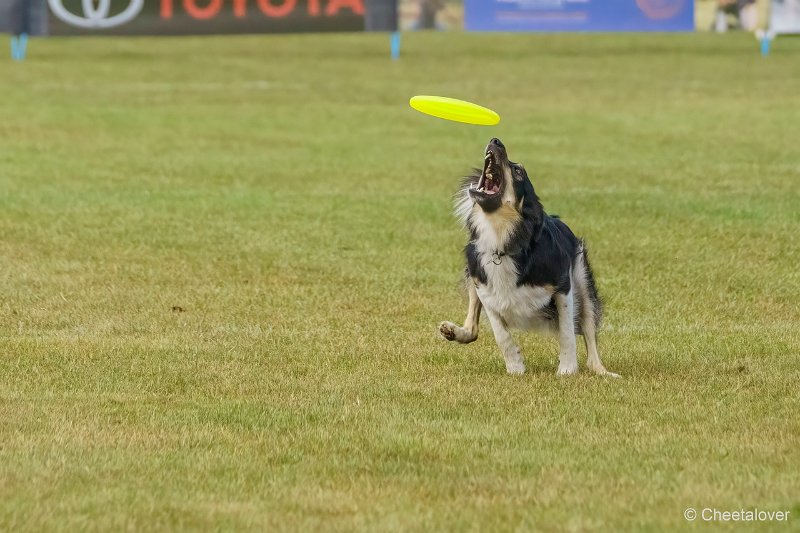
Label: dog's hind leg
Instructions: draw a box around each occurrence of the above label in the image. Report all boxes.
[574,249,620,378]
[439,279,481,344]
[581,319,619,378]
[484,308,525,375]
[555,288,579,376]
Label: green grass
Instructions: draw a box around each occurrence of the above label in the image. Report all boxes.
[1,32,799,531]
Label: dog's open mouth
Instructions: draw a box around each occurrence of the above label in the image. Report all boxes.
[474,149,503,196]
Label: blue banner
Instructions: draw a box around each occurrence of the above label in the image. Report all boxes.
[465,0,694,32]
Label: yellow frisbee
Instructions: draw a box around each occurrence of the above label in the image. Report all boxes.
[409,95,500,126]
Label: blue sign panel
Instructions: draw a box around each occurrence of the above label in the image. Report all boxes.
[465,0,694,32]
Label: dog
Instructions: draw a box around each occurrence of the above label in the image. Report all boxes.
[439,138,619,377]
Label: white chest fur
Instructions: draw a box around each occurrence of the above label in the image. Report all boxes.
[465,201,557,331]
[476,255,556,331]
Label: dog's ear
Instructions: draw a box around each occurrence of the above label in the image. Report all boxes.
[512,163,527,182]
[516,175,545,242]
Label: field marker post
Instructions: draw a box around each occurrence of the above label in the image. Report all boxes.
[11,33,29,61]
[391,31,401,60]
[760,35,770,56]
[756,29,774,56]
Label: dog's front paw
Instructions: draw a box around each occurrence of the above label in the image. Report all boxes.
[556,361,579,376]
[439,321,457,341]
[506,361,526,376]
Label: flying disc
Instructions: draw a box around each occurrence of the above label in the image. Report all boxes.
[409,95,500,126]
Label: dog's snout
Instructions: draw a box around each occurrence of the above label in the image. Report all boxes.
[490,138,504,149]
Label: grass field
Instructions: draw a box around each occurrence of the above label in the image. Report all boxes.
[1,32,799,531]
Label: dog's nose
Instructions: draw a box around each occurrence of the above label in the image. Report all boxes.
[490,138,504,149]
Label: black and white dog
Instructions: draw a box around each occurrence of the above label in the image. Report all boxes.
[439,138,619,377]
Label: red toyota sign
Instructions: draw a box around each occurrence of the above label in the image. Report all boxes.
[48,0,364,34]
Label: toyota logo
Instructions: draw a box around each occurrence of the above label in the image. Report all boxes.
[49,0,144,28]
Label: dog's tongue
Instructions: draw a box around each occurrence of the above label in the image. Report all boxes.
[483,169,497,193]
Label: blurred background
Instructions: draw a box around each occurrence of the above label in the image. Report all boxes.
[2,0,799,39]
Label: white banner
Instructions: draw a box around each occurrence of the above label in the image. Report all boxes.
[771,0,800,33]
